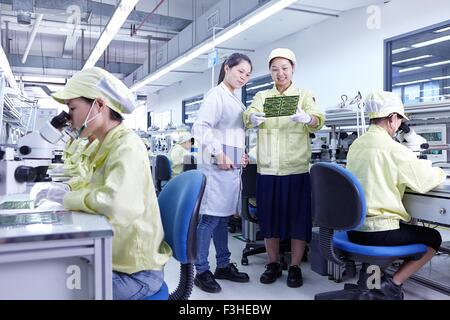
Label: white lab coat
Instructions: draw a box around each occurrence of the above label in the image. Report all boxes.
[192,82,245,217]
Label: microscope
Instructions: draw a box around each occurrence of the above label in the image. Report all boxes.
[0,111,71,195]
[397,123,429,159]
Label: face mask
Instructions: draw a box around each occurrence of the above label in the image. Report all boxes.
[78,100,102,137]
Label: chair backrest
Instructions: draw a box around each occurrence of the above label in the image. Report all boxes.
[310,162,366,231]
[155,154,172,192]
[241,163,257,198]
[241,164,257,223]
[158,169,206,264]
[182,154,197,172]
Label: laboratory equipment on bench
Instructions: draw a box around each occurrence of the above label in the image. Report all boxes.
[1,111,71,195]
[397,123,429,159]
[0,147,37,195]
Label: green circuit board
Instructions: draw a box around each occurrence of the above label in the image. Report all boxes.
[0,200,34,210]
[263,95,299,118]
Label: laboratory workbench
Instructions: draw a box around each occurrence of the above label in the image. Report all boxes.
[0,193,113,300]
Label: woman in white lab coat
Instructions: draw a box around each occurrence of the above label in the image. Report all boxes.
[192,53,252,293]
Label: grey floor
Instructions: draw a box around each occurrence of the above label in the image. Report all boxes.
[164,226,450,300]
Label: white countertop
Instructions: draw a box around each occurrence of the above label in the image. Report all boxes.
[0,193,113,243]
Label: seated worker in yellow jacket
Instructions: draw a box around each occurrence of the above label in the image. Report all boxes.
[35,67,172,300]
[168,132,193,177]
[346,91,445,300]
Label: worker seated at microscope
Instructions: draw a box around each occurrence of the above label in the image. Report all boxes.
[346,91,445,300]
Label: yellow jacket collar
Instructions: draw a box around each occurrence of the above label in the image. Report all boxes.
[91,124,126,168]
[269,82,297,96]
[369,124,393,139]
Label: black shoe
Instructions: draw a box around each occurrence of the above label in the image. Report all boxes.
[358,277,403,300]
[378,277,404,300]
[260,262,282,284]
[287,265,303,288]
[214,263,250,283]
[194,270,221,293]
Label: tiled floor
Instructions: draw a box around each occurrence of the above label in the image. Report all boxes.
[164,226,450,300]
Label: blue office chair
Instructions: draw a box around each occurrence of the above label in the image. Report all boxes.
[155,154,172,195]
[144,170,206,300]
[310,162,427,300]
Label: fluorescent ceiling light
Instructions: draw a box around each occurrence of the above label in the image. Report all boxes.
[392,55,432,65]
[0,46,18,90]
[399,66,422,73]
[393,79,430,86]
[83,0,139,69]
[411,35,450,48]
[392,47,410,54]
[15,75,66,84]
[185,100,203,107]
[434,26,450,33]
[431,75,450,80]
[424,60,450,67]
[247,82,275,91]
[131,0,297,91]
[422,94,450,99]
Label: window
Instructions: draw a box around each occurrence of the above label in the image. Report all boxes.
[182,94,203,128]
[242,75,274,107]
[385,20,450,105]
[151,110,172,130]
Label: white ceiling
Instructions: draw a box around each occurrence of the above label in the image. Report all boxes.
[2,0,386,96]
[140,0,386,94]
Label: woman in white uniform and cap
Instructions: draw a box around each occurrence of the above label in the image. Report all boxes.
[192,53,252,293]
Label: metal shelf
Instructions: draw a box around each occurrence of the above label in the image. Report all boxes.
[325,101,450,127]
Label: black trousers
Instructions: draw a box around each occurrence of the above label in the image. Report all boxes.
[348,223,442,251]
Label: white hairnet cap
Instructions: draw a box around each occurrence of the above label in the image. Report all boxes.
[365,91,409,120]
[52,67,137,114]
[177,132,192,144]
[268,48,297,66]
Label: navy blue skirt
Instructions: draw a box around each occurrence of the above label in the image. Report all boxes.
[256,173,312,242]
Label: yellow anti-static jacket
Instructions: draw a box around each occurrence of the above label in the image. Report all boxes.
[67,139,100,190]
[62,138,80,162]
[62,138,89,175]
[346,125,446,232]
[243,84,325,176]
[63,124,172,274]
[168,143,190,178]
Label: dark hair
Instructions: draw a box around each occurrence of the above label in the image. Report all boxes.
[218,53,252,85]
[80,97,124,122]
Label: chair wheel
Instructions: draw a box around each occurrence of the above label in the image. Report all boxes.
[241,257,248,265]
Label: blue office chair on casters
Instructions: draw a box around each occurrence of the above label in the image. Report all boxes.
[145,170,206,300]
[310,162,427,300]
[155,154,172,196]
